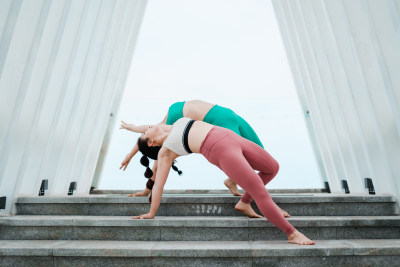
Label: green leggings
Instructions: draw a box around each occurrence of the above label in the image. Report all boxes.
[203,105,264,148]
[166,102,263,148]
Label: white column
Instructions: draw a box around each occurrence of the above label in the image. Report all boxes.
[0,0,147,214]
[272,0,400,200]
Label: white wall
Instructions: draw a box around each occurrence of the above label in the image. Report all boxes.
[2,0,399,214]
[272,0,400,200]
[0,0,147,214]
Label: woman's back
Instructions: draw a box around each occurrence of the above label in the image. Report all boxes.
[162,118,214,155]
[186,120,214,153]
[182,100,215,121]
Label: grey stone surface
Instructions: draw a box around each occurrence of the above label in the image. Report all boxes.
[15,194,399,216]
[16,203,90,215]
[252,256,351,267]
[0,226,74,240]
[166,203,240,216]
[152,257,252,267]
[247,227,286,241]
[88,197,150,204]
[157,216,249,227]
[336,216,400,227]
[301,227,338,240]
[272,203,325,216]
[73,226,160,241]
[6,194,400,265]
[87,203,166,216]
[52,240,156,257]
[2,224,398,241]
[92,188,327,194]
[0,240,65,256]
[163,196,240,204]
[0,240,400,262]
[2,239,399,256]
[70,216,160,227]
[160,227,248,241]
[0,215,75,226]
[337,226,400,239]
[350,255,400,266]
[250,240,355,257]
[1,215,399,241]
[2,254,399,267]
[55,257,152,267]
[248,227,338,241]
[0,256,54,267]
[324,202,397,216]
[152,241,253,257]
[17,194,397,204]
[17,202,398,216]
[17,196,90,204]
[348,239,400,255]
[3,215,400,228]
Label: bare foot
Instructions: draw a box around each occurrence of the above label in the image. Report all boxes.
[273,202,290,218]
[288,230,315,245]
[224,178,243,196]
[127,190,150,197]
[235,200,262,218]
[279,208,290,218]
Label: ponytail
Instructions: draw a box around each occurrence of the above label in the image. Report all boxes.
[137,137,184,178]
[171,161,182,175]
[140,155,153,178]
[147,179,154,204]
[146,179,154,190]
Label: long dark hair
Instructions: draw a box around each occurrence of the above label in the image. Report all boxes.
[137,137,182,178]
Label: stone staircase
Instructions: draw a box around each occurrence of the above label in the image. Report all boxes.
[0,193,399,266]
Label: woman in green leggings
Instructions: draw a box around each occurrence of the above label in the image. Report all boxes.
[120,100,289,218]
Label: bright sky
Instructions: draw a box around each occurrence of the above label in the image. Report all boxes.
[123,0,297,100]
[99,0,323,190]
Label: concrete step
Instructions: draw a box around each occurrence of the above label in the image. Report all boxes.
[16,194,399,216]
[91,189,328,194]
[1,215,399,241]
[0,239,399,266]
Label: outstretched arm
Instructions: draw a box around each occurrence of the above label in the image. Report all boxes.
[120,110,167,172]
[132,150,176,219]
[120,121,149,133]
[121,111,168,133]
[120,143,140,171]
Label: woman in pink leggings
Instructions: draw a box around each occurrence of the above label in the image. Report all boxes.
[122,117,315,245]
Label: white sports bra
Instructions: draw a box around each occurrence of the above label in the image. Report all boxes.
[163,117,195,156]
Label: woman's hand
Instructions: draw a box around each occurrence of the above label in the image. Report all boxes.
[132,212,155,219]
[120,153,133,171]
[127,188,151,197]
[120,121,137,132]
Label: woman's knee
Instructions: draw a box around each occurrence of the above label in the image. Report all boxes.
[261,158,279,177]
[272,160,280,176]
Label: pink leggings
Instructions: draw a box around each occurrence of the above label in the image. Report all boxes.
[200,126,296,236]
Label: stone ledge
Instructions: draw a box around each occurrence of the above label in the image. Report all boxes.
[16,194,397,204]
[0,240,399,257]
[91,189,328,194]
[1,215,400,227]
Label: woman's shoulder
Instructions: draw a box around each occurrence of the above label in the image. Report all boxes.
[158,146,179,160]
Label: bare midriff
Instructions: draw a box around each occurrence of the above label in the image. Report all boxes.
[182,100,215,121]
[186,121,214,153]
